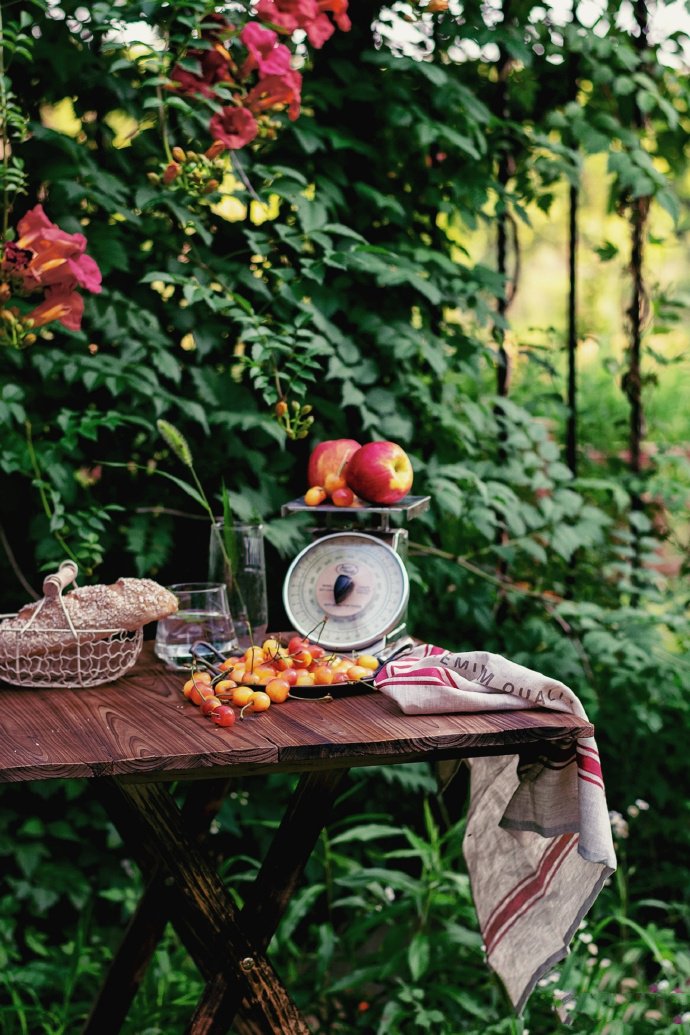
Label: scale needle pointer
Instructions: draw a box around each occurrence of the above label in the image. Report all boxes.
[333,574,354,605]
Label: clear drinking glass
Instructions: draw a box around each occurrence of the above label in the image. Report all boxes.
[154,582,238,670]
[208,522,268,648]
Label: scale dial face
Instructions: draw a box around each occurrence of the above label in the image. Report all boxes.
[283,532,409,652]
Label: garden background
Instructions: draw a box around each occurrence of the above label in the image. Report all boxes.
[1,0,690,1031]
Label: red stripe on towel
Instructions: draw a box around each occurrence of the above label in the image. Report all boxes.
[483,834,578,955]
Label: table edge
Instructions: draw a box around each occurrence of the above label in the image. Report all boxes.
[0,715,593,784]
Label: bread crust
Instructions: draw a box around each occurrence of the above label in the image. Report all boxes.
[0,578,178,660]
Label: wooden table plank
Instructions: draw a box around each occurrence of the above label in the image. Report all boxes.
[252,692,591,759]
[0,642,593,784]
[0,644,279,782]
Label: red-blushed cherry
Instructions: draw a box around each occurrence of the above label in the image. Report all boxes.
[182,671,212,699]
[304,486,327,506]
[213,679,236,696]
[331,486,355,507]
[190,682,215,706]
[292,648,313,668]
[201,695,222,715]
[240,691,271,719]
[211,705,236,727]
[265,678,290,703]
[312,665,334,685]
[324,472,347,494]
[288,635,308,655]
[231,687,256,708]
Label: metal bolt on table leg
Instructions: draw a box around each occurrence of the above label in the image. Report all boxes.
[239,956,255,973]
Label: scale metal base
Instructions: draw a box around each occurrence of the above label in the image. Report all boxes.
[369,632,416,663]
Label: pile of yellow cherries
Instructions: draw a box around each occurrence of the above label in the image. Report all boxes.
[181,635,380,729]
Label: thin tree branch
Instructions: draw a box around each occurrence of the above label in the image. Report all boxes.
[135,506,208,520]
[408,540,562,603]
[409,540,596,684]
[0,521,39,600]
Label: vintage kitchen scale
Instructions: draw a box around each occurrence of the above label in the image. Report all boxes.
[280,494,430,659]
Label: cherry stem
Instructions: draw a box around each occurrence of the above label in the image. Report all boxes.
[288,691,333,703]
[302,616,328,646]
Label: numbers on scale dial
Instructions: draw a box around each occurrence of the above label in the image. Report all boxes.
[283,533,409,650]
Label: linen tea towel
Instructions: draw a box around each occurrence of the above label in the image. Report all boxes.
[374,644,617,1013]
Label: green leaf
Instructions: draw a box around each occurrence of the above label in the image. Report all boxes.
[330,824,404,846]
[295,196,329,234]
[322,223,367,242]
[337,866,422,895]
[656,188,680,223]
[551,524,583,561]
[18,818,44,837]
[408,933,431,981]
[263,515,310,558]
[291,123,327,154]
[151,350,182,384]
[353,183,406,220]
[15,843,48,879]
[594,241,619,262]
[341,381,366,409]
[437,125,481,160]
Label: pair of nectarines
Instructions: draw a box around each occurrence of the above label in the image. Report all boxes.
[306,439,413,506]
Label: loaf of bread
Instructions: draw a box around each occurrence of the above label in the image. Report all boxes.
[0,578,178,660]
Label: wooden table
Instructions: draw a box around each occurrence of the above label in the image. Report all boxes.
[0,642,594,1035]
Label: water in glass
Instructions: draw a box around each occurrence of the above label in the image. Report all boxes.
[155,583,237,670]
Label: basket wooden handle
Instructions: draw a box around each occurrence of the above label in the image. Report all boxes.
[43,561,79,599]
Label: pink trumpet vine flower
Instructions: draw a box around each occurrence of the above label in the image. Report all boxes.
[8,205,102,298]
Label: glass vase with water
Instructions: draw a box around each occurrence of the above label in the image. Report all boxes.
[208,522,268,648]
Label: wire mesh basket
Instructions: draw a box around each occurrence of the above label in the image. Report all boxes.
[0,562,144,688]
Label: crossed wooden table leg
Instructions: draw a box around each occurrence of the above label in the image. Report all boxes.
[83,769,349,1035]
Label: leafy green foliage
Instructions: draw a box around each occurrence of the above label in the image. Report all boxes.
[1,775,689,1034]
[0,0,689,1032]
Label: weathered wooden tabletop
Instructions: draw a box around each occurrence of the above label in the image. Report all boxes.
[0,641,593,784]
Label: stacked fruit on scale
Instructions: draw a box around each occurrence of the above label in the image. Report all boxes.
[304,439,414,507]
[180,635,380,729]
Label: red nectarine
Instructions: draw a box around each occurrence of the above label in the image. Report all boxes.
[307,439,361,488]
[346,442,413,504]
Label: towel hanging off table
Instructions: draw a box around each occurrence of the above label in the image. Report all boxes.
[374,644,617,1013]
